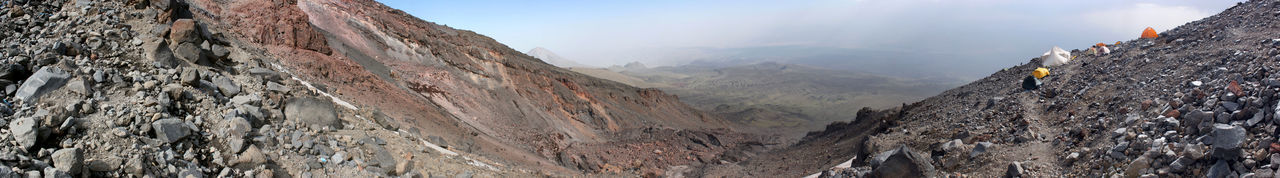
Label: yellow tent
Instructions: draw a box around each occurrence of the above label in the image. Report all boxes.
[1140,27,1159,39]
[1033,68,1050,79]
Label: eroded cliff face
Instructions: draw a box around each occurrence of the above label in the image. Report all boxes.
[177,0,755,175]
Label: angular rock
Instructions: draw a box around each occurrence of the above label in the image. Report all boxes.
[372,146,397,169]
[180,68,198,85]
[1223,101,1241,112]
[211,44,229,60]
[64,78,89,95]
[143,38,179,68]
[124,157,144,175]
[10,117,39,150]
[151,0,171,10]
[1112,128,1128,138]
[1209,124,1245,160]
[43,167,69,178]
[1006,161,1025,178]
[370,110,398,130]
[285,97,340,129]
[266,82,289,93]
[15,67,71,102]
[1111,142,1130,160]
[171,42,207,65]
[92,70,107,83]
[223,117,251,153]
[332,151,348,164]
[151,118,191,143]
[213,76,240,96]
[51,148,82,175]
[86,158,120,172]
[169,19,202,44]
[1124,156,1151,178]
[51,42,68,56]
[231,145,267,168]
[869,145,934,178]
[1207,160,1231,178]
[248,68,281,81]
[1169,156,1188,173]
[971,142,993,158]
[230,94,260,106]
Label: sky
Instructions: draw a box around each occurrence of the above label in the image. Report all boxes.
[376,0,1242,78]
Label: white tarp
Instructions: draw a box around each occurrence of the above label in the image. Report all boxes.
[1041,46,1072,66]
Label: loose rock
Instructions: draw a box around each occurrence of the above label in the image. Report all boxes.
[51,148,82,175]
[285,97,340,129]
[152,118,191,143]
[15,67,71,102]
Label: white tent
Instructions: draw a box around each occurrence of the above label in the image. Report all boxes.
[1041,46,1072,66]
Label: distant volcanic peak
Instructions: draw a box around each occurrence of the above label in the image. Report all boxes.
[526,47,590,68]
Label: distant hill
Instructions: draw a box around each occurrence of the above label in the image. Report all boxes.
[578,62,960,134]
[526,47,593,68]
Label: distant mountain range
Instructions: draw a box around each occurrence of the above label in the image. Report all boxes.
[572,61,962,134]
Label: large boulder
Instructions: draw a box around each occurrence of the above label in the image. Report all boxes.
[869,145,935,177]
[285,97,340,129]
[15,67,71,102]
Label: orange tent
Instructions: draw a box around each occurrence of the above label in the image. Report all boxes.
[1140,27,1159,39]
[1096,43,1107,47]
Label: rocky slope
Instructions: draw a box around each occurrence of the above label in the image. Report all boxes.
[714,0,1280,177]
[0,0,773,177]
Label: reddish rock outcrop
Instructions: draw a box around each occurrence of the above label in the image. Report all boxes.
[179,0,757,175]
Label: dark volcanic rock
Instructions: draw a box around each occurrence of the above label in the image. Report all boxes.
[869,145,935,177]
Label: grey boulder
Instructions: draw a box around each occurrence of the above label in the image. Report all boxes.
[51,148,82,175]
[285,97,340,129]
[9,117,40,150]
[15,67,71,102]
[152,119,191,143]
[869,145,935,178]
[213,76,240,96]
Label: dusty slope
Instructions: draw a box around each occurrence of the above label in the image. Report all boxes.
[0,0,551,177]
[175,0,766,176]
[717,0,1280,177]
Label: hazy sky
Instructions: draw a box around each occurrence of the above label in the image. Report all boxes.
[376,0,1241,78]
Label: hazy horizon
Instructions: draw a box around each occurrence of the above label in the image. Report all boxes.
[376,0,1241,79]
